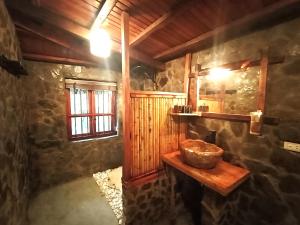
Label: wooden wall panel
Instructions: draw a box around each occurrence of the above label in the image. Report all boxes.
[129,92,187,179]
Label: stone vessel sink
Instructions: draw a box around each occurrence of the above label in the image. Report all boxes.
[179,139,224,169]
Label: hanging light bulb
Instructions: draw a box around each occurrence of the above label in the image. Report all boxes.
[207,67,231,81]
[89,28,111,58]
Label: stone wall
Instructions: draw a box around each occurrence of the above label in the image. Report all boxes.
[122,174,171,225]
[0,1,30,225]
[158,17,300,225]
[130,64,156,91]
[24,61,124,193]
[156,57,185,92]
[123,173,196,225]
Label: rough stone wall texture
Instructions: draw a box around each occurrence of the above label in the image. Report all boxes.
[156,57,185,92]
[24,61,124,193]
[0,1,30,225]
[122,174,172,225]
[130,64,156,91]
[163,17,300,225]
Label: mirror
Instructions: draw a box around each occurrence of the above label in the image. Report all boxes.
[197,66,260,115]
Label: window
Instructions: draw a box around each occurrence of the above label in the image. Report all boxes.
[65,79,117,140]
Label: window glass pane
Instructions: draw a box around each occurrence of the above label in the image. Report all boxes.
[108,116,111,131]
[71,117,89,135]
[95,91,99,114]
[104,91,109,113]
[104,116,109,131]
[70,88,88,115]
[95,91,102,113]
[96,116,104,132]
[95,90,112,114]
[81,90,88,114]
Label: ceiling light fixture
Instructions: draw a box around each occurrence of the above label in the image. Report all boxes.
[89,28,111,58]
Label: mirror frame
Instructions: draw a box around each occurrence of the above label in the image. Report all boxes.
[189,51,284,122]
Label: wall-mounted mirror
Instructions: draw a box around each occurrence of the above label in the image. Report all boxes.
[197,66,259,115]
[192,52,284,126]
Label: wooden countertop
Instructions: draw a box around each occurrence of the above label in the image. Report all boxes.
[162,151,250,196]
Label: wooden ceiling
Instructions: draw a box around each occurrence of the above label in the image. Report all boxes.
[5,0,300,70]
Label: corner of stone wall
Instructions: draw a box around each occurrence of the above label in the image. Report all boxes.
[0,1,30,225]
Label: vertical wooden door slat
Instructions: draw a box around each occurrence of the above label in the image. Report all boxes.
[128,92,187,179]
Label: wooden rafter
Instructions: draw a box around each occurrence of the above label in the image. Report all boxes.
[154,0,300,61]
[12,13,99,62]
[6,0,165,70]
[130,0,196,47]
[91,0,117,30]
[23,53,100,67]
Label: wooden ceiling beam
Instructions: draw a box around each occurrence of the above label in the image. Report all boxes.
[6,0,165,70]
[154,0,300,61]
[6,0,90,38]
[10,11,120,68]
[129,0,196,47]
[91,0,117,30]
[22,53,100,67]
[11,12,91,57]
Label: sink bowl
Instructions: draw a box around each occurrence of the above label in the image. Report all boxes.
[179,139,224,169]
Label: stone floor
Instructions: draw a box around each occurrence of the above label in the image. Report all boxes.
[28,177,118,225]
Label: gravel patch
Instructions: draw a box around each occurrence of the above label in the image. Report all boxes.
[93,167,123,225]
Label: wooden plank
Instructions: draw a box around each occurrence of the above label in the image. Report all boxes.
[128,93,188,179]
[154,98,159,169]
[188,77,199,111]
[184,53,192,95]
[130,97,135,177]
[12,14,105,64]
[149,98,154,171]
[7,0,165,70]
[22,53,100,67]
[130,91,187,97]
[144,97,149,173]
[121,11,131,181]
[140,97,145,175]
[154,0,300,61]
[129,0,197,47]
[201,112,250,122]
[36,0,94,28]
[257,49,269,112]
[130,13,170,47]
[193,56,284,77]
[162,151,250,196]
[123,170,165,188]
[6,0,90,39]
[170,113,200,116]
[91,0,117,30]
[170,111,251,122]
[132,98,138,176]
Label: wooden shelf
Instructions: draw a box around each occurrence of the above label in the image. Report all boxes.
[201,112,250,122]
[170,112,250,122]
[162,151,250,196]
[170,112,201,116]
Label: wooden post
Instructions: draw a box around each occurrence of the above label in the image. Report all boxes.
[257,49,269,112]
[121,11,131,181]
[184,53,191,96]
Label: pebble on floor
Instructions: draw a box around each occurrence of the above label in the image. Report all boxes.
[93,167,123,225]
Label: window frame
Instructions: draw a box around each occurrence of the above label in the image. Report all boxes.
[65,79,117,141]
